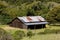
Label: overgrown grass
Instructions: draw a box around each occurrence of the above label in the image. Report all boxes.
[22,34,60,40]
[0,25,60,40]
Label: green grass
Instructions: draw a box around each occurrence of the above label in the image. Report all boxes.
[22,34,60,40]
[0,25,60,40]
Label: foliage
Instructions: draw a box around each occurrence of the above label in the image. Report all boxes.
[27,31,34,38]
[46,6,60,24]
[0,0,59,24]
[13,30,25,40]
[0,28,13,40]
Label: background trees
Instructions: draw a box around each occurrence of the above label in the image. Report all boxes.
[0,0,60,24]
[46,6,60,24]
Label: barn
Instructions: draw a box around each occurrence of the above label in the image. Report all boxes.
[8,16,48,29]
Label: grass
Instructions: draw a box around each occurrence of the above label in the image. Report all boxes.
[22,34,60,40]
[0,25,28,34]
[0,25,60,40]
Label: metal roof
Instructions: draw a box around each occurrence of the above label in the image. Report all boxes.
[24,22,48,25]
[18,16,45,23]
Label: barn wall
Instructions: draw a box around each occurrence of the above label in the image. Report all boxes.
[22,24,27,29]
[9,18,27,29]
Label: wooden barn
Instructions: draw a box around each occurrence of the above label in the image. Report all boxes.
[8,16,48,29]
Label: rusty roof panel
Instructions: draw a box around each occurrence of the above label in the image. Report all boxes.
[18,16,45,22]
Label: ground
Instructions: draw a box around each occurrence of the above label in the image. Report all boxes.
[0,25,60,40]
[22,34,60,40]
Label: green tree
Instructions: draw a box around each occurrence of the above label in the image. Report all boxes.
[46,6,60,24]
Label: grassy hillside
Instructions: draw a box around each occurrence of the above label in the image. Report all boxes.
[22,34,60,40]
[0,25,60,33]
[0,25,60,40]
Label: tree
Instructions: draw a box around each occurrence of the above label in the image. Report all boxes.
[27,9,35,16]
[46,6,60,24]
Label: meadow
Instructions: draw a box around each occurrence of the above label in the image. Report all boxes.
[0,25,60,40]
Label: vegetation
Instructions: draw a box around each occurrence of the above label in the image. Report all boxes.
[0,25,60,40]
[0,0,60,40]
[13,30,25,40]
[46,6,60,24]
[0,28,13,40]
[27,31,35,38]
[0,0,59,24]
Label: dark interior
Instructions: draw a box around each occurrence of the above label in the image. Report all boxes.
[28,24,45,29]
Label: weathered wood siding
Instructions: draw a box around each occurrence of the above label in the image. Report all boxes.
[9,18,27,29]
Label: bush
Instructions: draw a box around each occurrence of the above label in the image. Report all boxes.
[0,28,13,40]
[13,30,25,40]
[27,31,34,38]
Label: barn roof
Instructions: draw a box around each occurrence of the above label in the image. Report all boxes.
[18,16,46,23]
[17,16,48,25]
[24,22,48,25]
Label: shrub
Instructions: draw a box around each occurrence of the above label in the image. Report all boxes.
[13,30,25,40]
[27,31,34,38]
[0,28,13,40]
